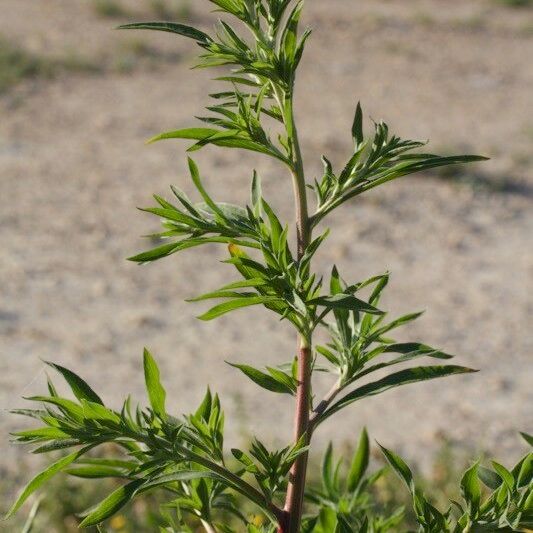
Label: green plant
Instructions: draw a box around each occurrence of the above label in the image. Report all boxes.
[149,0,193,21]
[7,1,529,532]
[495,0,532,7]
[0,37,54,93]
[92,0,129,19]
[381,433,533,532]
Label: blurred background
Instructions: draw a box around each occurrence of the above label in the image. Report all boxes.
[0,0,532,529]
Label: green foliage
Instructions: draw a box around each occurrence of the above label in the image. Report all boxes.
[496,0,532,7]
[0,37,54,93]
[93,0,129,19]
[6,1,500,532]
[380,433,533,532]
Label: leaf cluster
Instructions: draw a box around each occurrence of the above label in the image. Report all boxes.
[380,432,533,532]
[6,353,289,530]
[309,267,474,428]
[302,430,404,533]
[309,103,487,227]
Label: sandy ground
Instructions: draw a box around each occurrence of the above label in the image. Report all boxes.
[0,0,532,487]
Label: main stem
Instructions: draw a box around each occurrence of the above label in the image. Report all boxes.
[279,98,312,533]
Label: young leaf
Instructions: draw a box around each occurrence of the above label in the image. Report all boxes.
[461,462,481,515]
[4,446,93,519]
[378,444,415,494]
[351,102,364,147]
[148,128,219,144]
[143,349,167,418]
[228,363,294,394]
[310,294,383,315]
[45,361,103,405]
[117,22,211,44]
[197,296,281,321]
[347,428,369,492]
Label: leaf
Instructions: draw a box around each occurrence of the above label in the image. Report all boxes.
[520,432,533,447]
[318,365,476,423]
[231,449,260,473]
[138,470,222,491]
[198,296,281,320]
[117,22,211,44]
[478,466,502,490]
[44,362,103,405]
[4,446,92,519]
[461,462,481,514]
[491,461,515,490]
[347,428,369,492]
[148,128,219,144]
[187,157,226,220]
[79,479,145,527]
[64,466,130,479]
[310,294,383,315]
[128,242,181,263]
[251,171,262,217]
[351,102,364,147]
[228,363,294,394]
[143,349,167,418]
[379,444,415,493]
[322,443,336,496]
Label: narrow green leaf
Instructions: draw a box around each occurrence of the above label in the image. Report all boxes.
[351,102,364,147]
[148,128,219,144]
[117,22,211,44]
[138,470,221,492]
[478,466,502,490]
[187,157,226,219]
[143,349,166,418]
[198,296,281,320]
[322,443,336,497]
[319,366,476,423]
[347,428,369,492]
[310,294,383,315]
[79,479,145,527]
[4,446,92,519]
[379,444,415,493]
[64,466,130,479]
[520,432,533,447]
[44,362,103,405]
[228,363,294,394]
[491,461,515,490]
[128,242,181,263]
[461,462,481,514]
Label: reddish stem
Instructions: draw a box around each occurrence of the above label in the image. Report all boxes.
[278,343,312,533]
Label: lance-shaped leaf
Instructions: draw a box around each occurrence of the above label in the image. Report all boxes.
[117,22,212,45]
[379,444,415,493]
[310,293,383,315]
[347,428,369,492]
[143,349,167,418]
[148,127,220,144]
[79,478,145,527]
[228,363,296,394]
[45,361,103,405]
[4,445,94,519]
[198,295,282,320]
[351,102,364,147]
[520,432,533,447]
[316,365,476,424]
[461,462,481,515]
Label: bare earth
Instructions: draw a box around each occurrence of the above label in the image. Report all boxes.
[0,0,532,484]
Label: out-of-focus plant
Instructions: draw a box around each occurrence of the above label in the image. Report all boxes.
[6,1,526,532]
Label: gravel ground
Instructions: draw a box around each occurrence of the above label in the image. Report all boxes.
[0,0,532,486]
